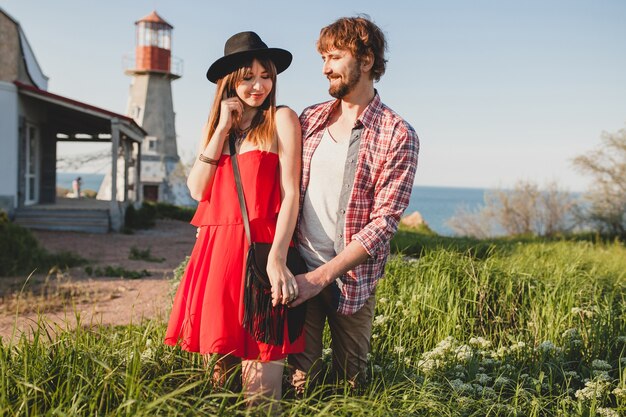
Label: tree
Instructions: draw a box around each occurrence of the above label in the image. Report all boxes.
[573,126,626,237]
[447,180,577,238]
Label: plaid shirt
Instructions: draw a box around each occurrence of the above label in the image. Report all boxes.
[299,92,419,315]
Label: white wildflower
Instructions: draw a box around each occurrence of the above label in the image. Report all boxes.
[322,348,332,359]
[612,387,626,400]
[417,358,437,373]
[450,379,474,394]
[562,328,583,348]
[537,340,560,355]
[394,345,405,354]
[373,364,383,373]
[475,373,491,385]
[596,408,619,417]
[493,376,511,388]
[593,370,610,379]
[372,333,379,339]
[140,347,154,361]
[403,356,411,366]
[378,297,388,304]
[592,359,612,371]
[469,336,492,349]
[563,371,579,380]
[481,358,499,367]
[373,314,388,327]
[574,377,612,402]
[495,346,509,358]
[438,336,456,351]
[455,344,472,361]
[395,300,404,307]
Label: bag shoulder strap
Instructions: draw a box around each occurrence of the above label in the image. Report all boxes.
[229,134,252,245]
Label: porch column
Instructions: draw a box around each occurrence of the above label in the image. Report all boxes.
[136,141,142,203]
[123,137,130,202]
[110,120,120,203]
[109,119,122,231]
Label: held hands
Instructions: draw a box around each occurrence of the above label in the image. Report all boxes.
[289,271,328,308]
[266,259,299,307]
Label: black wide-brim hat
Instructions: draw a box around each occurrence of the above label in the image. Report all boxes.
[206,31,292,83]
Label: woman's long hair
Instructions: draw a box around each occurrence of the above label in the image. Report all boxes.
[203,57,277,151]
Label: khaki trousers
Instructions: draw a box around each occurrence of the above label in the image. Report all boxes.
[288,284,376,393]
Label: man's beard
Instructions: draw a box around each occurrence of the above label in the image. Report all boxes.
[328,60,361,99]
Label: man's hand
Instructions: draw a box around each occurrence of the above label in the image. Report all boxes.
[289,270,326,307]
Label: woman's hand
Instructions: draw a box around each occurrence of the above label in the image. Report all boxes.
[216,97,243,133]
[266,259,298,307]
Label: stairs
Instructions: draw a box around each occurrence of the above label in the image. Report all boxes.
[14,207,110,233]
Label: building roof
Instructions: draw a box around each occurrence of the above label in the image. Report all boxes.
[1,6,49,89]
[14,80,146,141]
[135,10,173,29]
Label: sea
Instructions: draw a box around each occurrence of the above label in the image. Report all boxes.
[57,173,486,236]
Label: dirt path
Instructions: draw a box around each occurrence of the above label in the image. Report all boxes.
[0,219,196,342]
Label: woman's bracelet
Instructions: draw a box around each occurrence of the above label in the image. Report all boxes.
[198,154,219,165]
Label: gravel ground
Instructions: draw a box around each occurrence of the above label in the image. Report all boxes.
[0,219,196,342]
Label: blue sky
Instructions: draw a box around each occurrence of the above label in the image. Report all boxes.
[2,0,626,191]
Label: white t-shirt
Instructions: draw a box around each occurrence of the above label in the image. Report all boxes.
[298,128,350,271]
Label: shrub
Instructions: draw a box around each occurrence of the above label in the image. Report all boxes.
[447,180,578,238]
[84,265,150,279]
[0,217,86,276]
[128,246,164,263]
[124,203,157,231]
[152,202,195,222]
[573,125,626,238]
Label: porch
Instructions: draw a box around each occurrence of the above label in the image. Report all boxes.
[14,198,111,233]
[13,81,146,233]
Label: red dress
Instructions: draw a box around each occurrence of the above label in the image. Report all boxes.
[164,150,304,361]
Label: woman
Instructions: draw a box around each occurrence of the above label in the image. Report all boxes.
[164,31,303,403]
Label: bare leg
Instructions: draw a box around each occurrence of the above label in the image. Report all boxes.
[206,354,241,390]
[242,359,284,409]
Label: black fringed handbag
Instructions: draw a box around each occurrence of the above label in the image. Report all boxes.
[229,135,307,345]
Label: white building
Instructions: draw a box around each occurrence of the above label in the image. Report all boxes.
[0,7,145,232]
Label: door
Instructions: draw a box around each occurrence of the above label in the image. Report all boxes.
[25,124,39,205]
[143,184,159,202]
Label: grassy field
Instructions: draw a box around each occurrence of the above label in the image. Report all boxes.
[1,231,624,416]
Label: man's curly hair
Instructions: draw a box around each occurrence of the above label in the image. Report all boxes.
[317,15,388,82]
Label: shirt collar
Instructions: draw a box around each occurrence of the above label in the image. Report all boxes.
[355,90,382,130]
[322,90,382,130]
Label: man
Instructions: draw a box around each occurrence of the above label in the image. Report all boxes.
[288,16,419,391]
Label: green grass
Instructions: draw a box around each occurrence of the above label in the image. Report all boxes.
[1,232,625,416]
[84,265,151,280]
[128,246,165,263]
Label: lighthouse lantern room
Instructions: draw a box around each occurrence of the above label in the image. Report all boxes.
[135,11,173,73]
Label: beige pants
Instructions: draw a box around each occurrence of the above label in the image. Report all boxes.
[288,284,376,393]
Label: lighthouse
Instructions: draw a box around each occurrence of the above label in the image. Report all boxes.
[98,10,193,206]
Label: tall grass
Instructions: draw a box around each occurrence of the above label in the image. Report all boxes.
[1,236,624,416]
